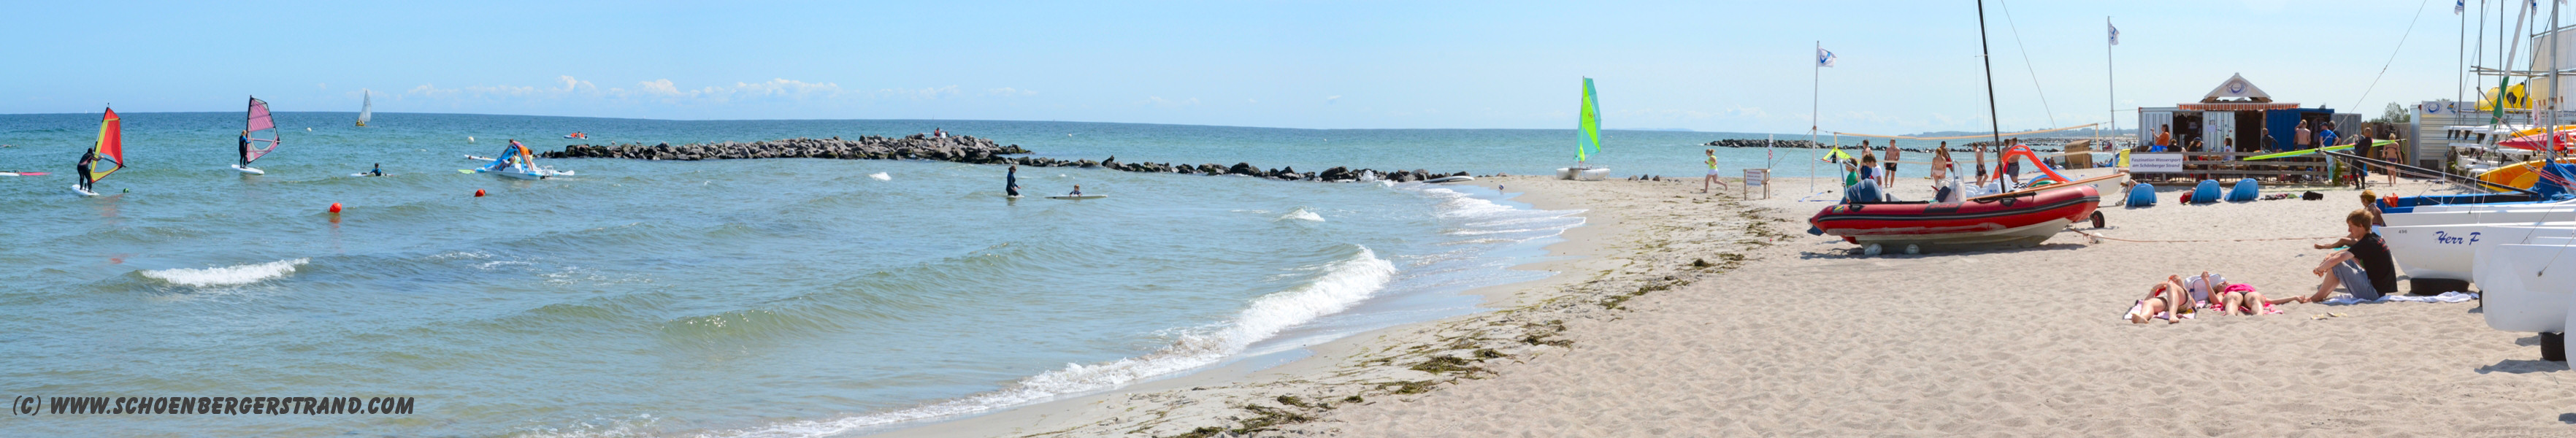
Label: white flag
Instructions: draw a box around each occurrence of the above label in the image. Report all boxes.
[2455,0,2464,14]
[1817,47,1836,67]
[2107,22,2119,45]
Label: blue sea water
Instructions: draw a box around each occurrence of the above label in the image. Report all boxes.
[0,112,1785,437]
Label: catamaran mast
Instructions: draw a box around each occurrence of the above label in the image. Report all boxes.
[1977,1,2004,157]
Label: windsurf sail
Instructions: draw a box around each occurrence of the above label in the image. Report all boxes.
[85,107,125,184]
[1577,77,1601,163]
[356,89,372,126]
[244,96,280,164]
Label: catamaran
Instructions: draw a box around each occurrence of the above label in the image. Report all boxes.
[234,96,280,174]
[355,89,372,127]
[73,107,124,196]
[1556,77,1609,180]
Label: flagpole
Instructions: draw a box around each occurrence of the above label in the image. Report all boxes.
[1812,40,1822,194]
[2107,17,2117,150]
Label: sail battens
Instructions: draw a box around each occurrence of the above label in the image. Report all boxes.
[244,96,280,163]
[86,107,124,184]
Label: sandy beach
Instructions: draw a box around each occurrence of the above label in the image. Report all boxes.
[883,174,2575,437]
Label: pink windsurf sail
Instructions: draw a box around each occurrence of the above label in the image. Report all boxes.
[244,96,280,163]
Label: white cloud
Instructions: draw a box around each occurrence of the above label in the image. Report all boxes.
[986,87,1038,96]
[1141,96,1200,107]
[1325,95,1342,104]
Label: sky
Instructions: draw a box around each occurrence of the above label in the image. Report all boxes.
[0,0,2535,134]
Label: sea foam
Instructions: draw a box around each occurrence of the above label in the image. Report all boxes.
[868,172,891,180]
[702,247,1397,437]
[138,258,310,287]
[1276,207,1325,222]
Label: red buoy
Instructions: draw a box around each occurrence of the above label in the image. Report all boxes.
[329,202,343,213]
[475,189,487,197]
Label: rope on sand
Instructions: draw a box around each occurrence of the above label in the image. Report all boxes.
[2068,228,2339,244]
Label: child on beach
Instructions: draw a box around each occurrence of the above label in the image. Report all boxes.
[1931,146,1960,202]
[1701,149,1728,193]
[2359,191,2386,226]
[1843,153,1884,204]
[2280,210,2399,304]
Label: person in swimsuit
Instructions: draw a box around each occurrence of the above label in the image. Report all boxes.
[1930,145,1959,202]
[1973,142,1989,186]
[1007,165,1021,196]
[1883,139,1901,182]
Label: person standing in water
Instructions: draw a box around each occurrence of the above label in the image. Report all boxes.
[1701,149,1728,193]
[74,148,95,192]
[237,130,252,168]
[1006,165,1021,196]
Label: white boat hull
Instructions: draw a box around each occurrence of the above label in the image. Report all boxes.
[2475,243,2576,334]
[2382,223,2576,281]
[1556,167,1609,181]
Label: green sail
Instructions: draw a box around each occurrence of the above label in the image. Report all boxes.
[1579,77,1601,161]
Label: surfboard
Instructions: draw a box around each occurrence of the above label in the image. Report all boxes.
[231,164,265,174]
[350,173,388,177]
[0,172,48,177]
[2243,139,2391,161]
[72,184,96,196]
[1046,194,1108,200]
[1423,175,1476,183]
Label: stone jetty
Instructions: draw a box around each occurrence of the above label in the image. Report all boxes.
[540,134,1472,182]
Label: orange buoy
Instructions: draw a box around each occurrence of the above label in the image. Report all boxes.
[475,189,487,197]
[329,202,343,213]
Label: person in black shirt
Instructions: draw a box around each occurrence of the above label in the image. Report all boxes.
[1005,165,1021,196]
[2286,210,2398,303]
[74,149,94,192]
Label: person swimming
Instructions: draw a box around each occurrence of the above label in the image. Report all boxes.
[1067,185,1083,196]
[369,163,384,177]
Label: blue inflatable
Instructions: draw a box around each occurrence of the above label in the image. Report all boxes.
[2191,180,2221,204]
[2126,183,2157,207]
[2227,178,2259,201]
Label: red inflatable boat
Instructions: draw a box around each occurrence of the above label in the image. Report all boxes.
[1806,185,2100,252]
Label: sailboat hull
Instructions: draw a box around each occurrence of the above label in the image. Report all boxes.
[2380,223,2576,281]
[2475,242,2576,334]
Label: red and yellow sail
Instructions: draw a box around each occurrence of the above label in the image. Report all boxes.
[86,107,125,183]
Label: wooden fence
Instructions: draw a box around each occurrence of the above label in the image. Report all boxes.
[2119,150,2334,183]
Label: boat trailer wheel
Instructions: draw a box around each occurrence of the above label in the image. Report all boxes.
[2090,211,2106,228]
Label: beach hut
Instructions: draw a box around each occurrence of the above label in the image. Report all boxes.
[2136,74,2358,153]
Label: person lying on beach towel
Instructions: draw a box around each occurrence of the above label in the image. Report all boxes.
[2127,277,2196,324]
[2187,272,2282,315]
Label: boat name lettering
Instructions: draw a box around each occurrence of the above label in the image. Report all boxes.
[2434,231,2482,245]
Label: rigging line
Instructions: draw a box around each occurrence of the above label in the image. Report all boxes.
[1997,0,2057,126]
[2357,0,2439,110]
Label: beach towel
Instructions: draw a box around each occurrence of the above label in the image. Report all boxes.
[2321,291,2480,305]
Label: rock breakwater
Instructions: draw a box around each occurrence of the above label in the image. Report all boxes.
[541,134,1473,182]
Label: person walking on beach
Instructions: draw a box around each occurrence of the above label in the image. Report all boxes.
[1006,165,1021,197]
[1701,149,1729,193]
[2282,210,2399,304]
[2261,127,2279,151]
[1974,142,1990,186]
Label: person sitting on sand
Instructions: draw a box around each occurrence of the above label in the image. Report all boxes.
[1701,149,1729,193]
[2358,191,2387,226]
[2282,210,2399,304]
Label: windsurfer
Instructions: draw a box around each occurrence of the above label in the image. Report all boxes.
[369,163,385,177]
[74,149,94,192]
[238,130,252,167]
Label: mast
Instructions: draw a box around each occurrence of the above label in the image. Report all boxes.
[1812,40,1822,150]
[2107,17,2117,149]
[1977,1,2004,159]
